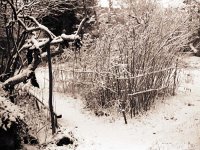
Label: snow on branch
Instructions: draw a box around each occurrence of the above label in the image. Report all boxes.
[3,47,41,89]
[189,43,198,54]
[2,6,87,90]
[17,0,39,15]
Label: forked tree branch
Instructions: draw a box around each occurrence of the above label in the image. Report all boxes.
[3,12,87,89]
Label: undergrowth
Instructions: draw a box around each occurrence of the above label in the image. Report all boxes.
[15,92,52,145]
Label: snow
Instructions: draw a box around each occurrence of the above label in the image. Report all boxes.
[99,0,185,8]
[32,55,200,149]
[160,0,184,8]
[0,96,24,130]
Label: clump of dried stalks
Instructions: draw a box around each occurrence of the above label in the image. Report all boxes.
[52,2,196,118]
[80,7,193,116]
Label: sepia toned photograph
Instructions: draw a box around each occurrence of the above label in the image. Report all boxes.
[0,0,200,149]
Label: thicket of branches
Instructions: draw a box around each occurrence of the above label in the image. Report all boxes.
[84,3,197,116]
[51,0,198,119]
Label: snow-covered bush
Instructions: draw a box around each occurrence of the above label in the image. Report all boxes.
[79,1,193,116]
[0,97,24,131]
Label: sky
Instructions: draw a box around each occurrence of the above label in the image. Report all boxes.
[99,0,184,8]
[161,0,184,8]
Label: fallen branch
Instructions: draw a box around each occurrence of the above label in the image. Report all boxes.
[3,37,41,89]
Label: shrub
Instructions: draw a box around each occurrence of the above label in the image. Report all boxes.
[79,2,192,116]
[52,1,196,117]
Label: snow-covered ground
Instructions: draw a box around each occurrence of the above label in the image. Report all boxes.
[33,55,200,150]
